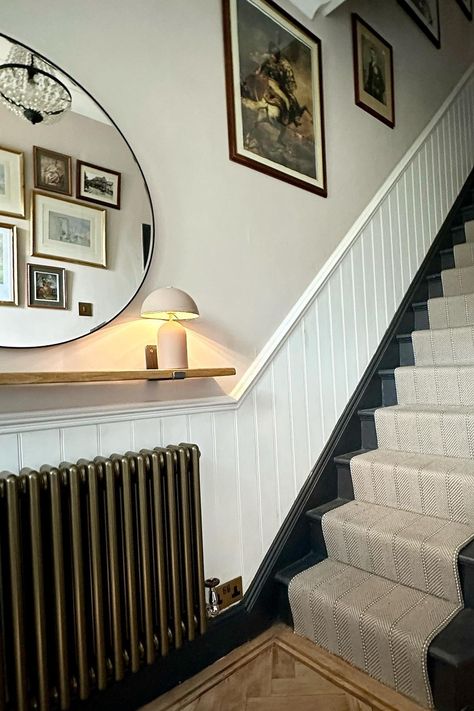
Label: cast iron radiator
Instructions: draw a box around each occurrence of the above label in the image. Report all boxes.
[0,444,207,710]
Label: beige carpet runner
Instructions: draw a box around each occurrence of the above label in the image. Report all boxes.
[289,218,474,709]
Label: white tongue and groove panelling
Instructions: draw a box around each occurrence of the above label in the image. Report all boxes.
[1,68,474,591]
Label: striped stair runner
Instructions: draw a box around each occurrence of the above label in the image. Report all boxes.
[288,219,474,708]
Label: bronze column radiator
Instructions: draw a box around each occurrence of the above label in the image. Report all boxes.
[0,444,207,710]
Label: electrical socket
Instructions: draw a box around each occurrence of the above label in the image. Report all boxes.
[215,576,243,611]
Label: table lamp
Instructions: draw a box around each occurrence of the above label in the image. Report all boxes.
[140,287,199,369]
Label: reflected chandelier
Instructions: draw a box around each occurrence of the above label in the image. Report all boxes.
[0,44,72,125]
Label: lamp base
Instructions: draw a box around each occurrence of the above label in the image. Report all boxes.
[158,320,188,369]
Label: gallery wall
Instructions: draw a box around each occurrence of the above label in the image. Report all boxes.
[0,0,473,413]
[0,107,151,345]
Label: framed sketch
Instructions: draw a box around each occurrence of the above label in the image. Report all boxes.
[27,263,66,309]
[32,191,107,268]
[0,223,18,306]
[222,0,327,197]
[398,0,441,48]
[33,146,72,196]
[455,0,472,20]
[77,161,121,209]
[352,14,395,128]
[0,147,25,218]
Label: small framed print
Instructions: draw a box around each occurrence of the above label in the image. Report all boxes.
[398,0,441,48]
[77,161,121,209]
[455,0,472,20]
[0,223,18,306]
[32,191,107,269]
[352,14,395,128]
[0,146,25,218]
[223,0,327,197]
[27,263,67,310]
[33,146,72,195]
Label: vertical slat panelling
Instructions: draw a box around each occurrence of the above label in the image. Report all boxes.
[447,109,455,203]
[254,369,279,551]
[361,229,379,354]
[430,132,442,234]
[161,415,188,445]
[62,425,99,462]
[131,417,163,450]
[339,254,359,397]
[288,328,311,488]
[371,216,388,337]
[99,421,133,454]
[0,433,19,473]
[212,411,242,583]
[350,241,369,377]
[424,139,434,246]
[19,430,61,469]
[302,304,325,462]
[272,346,297,518]
[328,270,349,415]
[188,412,217,578]
[316,286,337,435]
[404,169,418,278]
[418,147,431,255]
[441,121,450,216]
[396,180,410,294]
[379,200,395,319]
[387,188,403,308]
[411,155,425,266]
[236,393,262,585]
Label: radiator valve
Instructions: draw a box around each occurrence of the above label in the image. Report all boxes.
[205,577,220,618]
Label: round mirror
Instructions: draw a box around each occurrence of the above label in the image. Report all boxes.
[0,34,154,348]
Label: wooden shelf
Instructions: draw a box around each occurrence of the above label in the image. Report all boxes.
[0,368,236,386]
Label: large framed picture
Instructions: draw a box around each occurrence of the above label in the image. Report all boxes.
[222,0,327,196]
[33,146,72,196]
[32,191,107,268]
[455,0,472,20]
[352,14,395,128]
[398,0,441,48]
[77,160,121,209]
[27,263,67,310]
[0,146,25,218]
[0,223,18,306]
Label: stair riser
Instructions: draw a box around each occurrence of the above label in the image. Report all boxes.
[360,413,378,450]
[427,274,443,298]
[413,303,430,330]
[397,335,415,366]
[440,249,455,270]
[380,372,397,406]
[336,461,354,500]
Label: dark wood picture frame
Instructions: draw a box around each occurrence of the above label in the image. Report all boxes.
[76,160,121,209]
[33,146,72,196]
[352,14,395,129]
[397,0,441,48]
[222,0,327,197]
[27,263,67,310]
[455,0,473,20]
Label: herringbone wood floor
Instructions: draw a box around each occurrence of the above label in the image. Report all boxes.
[142,625,426,711]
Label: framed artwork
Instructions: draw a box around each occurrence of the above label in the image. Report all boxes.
[0,146,25,218]
[27,263,66,309]
[455,0,472,20]
[0,223,18,306]
[352,14,395,128]
[222,0,327,197]
[397,0,441,48]
[33,146,72,196]
[32,191,107,268]
[77,160,121,209]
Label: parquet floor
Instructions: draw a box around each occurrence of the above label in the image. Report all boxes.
[142,625,426,711]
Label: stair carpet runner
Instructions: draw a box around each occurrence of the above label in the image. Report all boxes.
[289,218,474,709]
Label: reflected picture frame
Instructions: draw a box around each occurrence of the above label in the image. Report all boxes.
[32,191,107,269]
[0,223,18,306]
[0,146,25,218]
[397,0,441,48]
[33,146,72,196]
[352,14,395,129]
[222,0,327,196]
[77,160,121,209]
[27,262,67,310]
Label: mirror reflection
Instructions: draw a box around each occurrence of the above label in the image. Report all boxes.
[0,35,153,348]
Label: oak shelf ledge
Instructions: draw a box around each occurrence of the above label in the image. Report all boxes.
[0,368,236,386]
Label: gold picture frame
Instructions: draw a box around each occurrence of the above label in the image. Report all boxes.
[0,223,18,306]
[27,262,67,310]
[32,191,107,268]
[0,146,25,218]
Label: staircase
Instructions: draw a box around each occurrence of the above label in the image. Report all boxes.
[275,185,474,711]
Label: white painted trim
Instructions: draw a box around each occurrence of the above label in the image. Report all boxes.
[230,64,474,401]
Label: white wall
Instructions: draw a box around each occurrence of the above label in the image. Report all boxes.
[1,67,472,590]
[0,0,472,412]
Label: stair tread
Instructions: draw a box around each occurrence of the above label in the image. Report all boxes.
[275,552,324,586]
[333,449,368,465]
[305,498,349,521]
